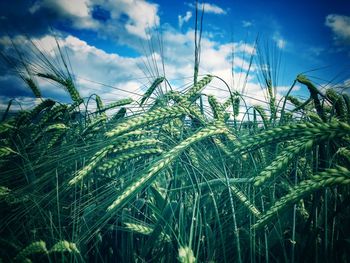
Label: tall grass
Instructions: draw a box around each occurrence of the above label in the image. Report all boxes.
[1,15,350,263]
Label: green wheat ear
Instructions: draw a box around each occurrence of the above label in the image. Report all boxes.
[124,222,153,235]
[337,147,350,166]
[68,145,114,185]
[0,186,10,200]
[106,122,228,212]
[102,98,133,112]
[183,74,213,102]
[105,105,190,138]
[69,138,160,185]
[253,105,268,128]
[326,89,347,121]
[231,121,350,156]
[254,139,314,186]
[24,77,41,98]
[297,74,325,120]
[123,222,171,242]
[26,99,55,121]
[178,246,196,263]
[109,107,127,123]
[95,94,104,110]
[50,240,80,254]
[82,115,107,136]
[0,123,13,134]
[208,95,224,120]
[287,95,302,107]
[98,148,163,172]
[140,77,165,106]
[14,241,48,262]
[253,166,350,229]
[230,184,261,217]
[0,146,17,158]
[37,73,82,103]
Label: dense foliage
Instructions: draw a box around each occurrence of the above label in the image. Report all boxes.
[1,44,350,263]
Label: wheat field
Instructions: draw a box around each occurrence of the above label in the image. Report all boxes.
[0,35,350,263]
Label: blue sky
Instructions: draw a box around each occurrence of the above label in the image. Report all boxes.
[0,0,349,112]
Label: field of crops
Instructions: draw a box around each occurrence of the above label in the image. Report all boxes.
[1,38,350,263]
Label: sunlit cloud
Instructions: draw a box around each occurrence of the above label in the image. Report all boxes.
[187,2,227,15]
[325,14,350,46]
[178,11,192,28]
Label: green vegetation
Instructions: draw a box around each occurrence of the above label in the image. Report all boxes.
[1,35,350,263]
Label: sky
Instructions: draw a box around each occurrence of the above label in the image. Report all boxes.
[0,0,350,113]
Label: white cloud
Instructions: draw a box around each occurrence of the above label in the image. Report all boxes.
[107,0,160,39]
[160,28,256,82]
[325,14,350,45]
[276,39,286,49]
[242,20,253,28]
[188,2,227,15]
[200,2,226,14]
[29,0,160,40]
[178,11,192,28]
[275,85,300,93]
[31,0,98,29]
[272,33,286,49]
[200,3,226,15]
[233,41,256,55]
[60,35,147,97]
[87,0,160,40]
[44,0,91,19]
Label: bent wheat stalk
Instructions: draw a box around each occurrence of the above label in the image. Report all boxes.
[107,122,228,212]
[106,105,190,138]
[231,121,350,156]
[253,166,350,229]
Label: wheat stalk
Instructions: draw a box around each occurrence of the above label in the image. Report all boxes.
[107,122,228,212]
[140,77,165,105]
[106,105,190,138]
[254,139,314,186]
[253,166,350,229]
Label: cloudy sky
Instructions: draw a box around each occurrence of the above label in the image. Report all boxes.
[0,0,349,112]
